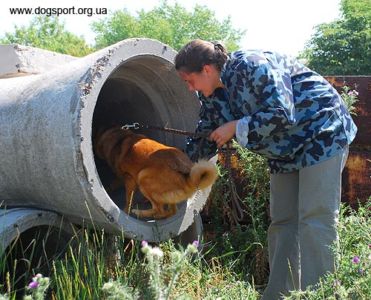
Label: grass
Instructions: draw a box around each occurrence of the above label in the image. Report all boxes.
[286,203,370,299]
[0,146,370,299]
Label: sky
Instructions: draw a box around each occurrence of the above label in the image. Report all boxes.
[0,0,342,56]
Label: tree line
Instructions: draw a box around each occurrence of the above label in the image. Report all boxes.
[1,0,369,75]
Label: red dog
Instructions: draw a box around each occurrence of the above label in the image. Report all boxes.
[95,127,217,219]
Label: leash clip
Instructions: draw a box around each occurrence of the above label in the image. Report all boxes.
[121,122,140,130]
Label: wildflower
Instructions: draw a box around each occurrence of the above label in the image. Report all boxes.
[101,281,114,291]
[187,240,200,254]
[151,247,164,258]
[141,240,150,254]
[358,268,364,275]
[172,250,182,262]
[368,243,371,249]
[28,281,39,289]
[352,256,360,264]
[32,273,43,282]
[347,90,359,96]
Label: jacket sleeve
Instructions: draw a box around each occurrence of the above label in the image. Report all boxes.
[185,90,233,161]
[185,99,217,161]
[235,63,296,147]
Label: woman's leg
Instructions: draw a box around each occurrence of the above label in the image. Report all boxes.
[298,147,348,289]
[263,171,300,300]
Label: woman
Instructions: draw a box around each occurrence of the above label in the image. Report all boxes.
[174,39,357,299]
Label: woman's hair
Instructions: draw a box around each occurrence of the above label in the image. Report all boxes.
[175,39,228,73]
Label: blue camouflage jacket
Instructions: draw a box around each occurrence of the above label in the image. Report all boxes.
[185,50,357,173]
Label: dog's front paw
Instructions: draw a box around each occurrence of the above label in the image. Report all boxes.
[131,209,139,216]
[130,208,156,219]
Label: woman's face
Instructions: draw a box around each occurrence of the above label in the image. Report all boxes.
[177,65,222,97]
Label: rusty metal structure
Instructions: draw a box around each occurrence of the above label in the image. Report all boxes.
[326,76,371,207]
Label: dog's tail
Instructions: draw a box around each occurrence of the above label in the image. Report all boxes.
[145,160,217,206]
[188,160,218,190]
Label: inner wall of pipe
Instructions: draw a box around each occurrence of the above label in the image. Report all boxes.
[92,56,189,213]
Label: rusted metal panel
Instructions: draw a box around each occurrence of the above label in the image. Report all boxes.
[342,150,371,206]
[326,76,371,146]
[325,76,370,207]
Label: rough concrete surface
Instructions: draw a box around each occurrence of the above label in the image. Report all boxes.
[0,44,76,78]
[0,39,207,243]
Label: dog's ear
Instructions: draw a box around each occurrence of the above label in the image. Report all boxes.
[94,129,106,159]
[94,127,118,159]
[95,127,133,161]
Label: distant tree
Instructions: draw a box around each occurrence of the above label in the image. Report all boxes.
[91,1,244,51]
[301,0,371,75]
[0,16,93,57]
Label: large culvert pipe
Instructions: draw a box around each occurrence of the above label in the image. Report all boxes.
[0,38,209,242]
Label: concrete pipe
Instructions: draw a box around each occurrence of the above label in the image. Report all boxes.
[0,208,73,254]
[0,39,209,242]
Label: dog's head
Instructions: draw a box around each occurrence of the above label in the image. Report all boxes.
[94,126,134,161]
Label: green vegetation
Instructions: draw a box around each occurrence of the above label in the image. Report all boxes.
[301,0,371,75]
[91,1,244,51]
[0,16,93,57]
[0,1,244,56]
[1,146,369,299]
[2,0,369,75]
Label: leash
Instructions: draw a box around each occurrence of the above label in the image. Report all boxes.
[218,143,246,225]
[121,122,210,139]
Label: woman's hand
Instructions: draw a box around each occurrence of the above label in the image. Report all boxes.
[209,120,238,148]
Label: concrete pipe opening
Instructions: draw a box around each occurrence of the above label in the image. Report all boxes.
[87,46,207,241]
[0,208,74,294]
[0,39,209,242]
[92,55,191,211]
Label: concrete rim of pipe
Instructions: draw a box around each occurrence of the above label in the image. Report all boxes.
[0,39,209,243]
[78,38,209,242]
[0,208,73,254]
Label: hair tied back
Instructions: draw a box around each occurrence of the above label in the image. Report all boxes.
[212,41,224,51]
